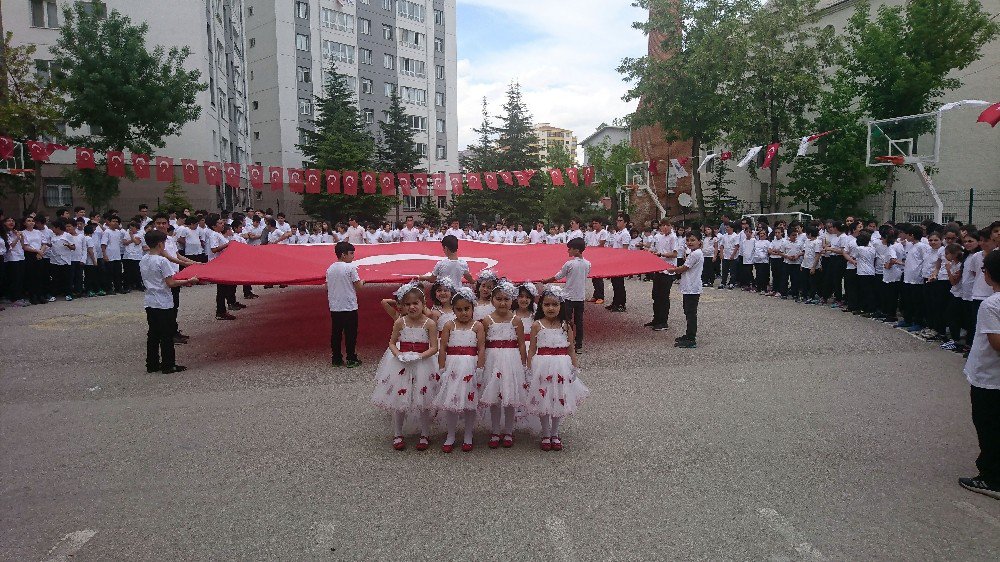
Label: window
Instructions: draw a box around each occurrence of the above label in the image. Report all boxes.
[252,100,259,110]
[399,57,425,77]
[409,115,427,131]
[384,82,396,97]
[397,0,425,22]
[253,131,260,140]
[361,78,373,94]
[437,196,447,209]
[380,24,393,41]
[44,180,72,207]
[363,109,375,124]
[322,40,355,63]
[31,0,59,28]
[34,59,60,83]
[435,9,444,25]
[436,145,446,159]
[298,128,308,145]
[360,48,372,65]
[324,72,358,92]
[299,98,312,116]
[249,37,256,48]
[295,1,308,19]
[360,0,369,3]
[296,33,309,51]
[435,92,445,107]
[218,88,227,112]
[248,6,253,16]
[436,118,445,133]
[359,18,371,35]
[321,9,355,32]
[383,53,394,69]
[434,37,444,53]
[435,65,445,79]
[382,0,392,9]
[399,86,426,105]
[399,29,424,50]
[297,66,311,83]
[413,142,427,157]
[403,195,425,211]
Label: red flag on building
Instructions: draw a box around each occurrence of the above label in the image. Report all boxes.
[398,173,412,196]
[484,171,499,190]
[678,157,690,167]
[27,141,49,161]
[0,136,14,159]
[583,166,595,186]
[566,167,579,186]
[288,168,305,193]
[432,173,446,196]
[761,142,781,168]
[304,169,321,193]
[155,156,174,181]
[720,151,733,160]
[181,159,199,184]
[132,154,151,179]
[512,170,535,187]
[549,168,565,186]
[76,147,96,170]
[361,171,376,194]
[413,173,428,196]
[107,151,126,177]
[325,170,341,194]
[224,162,241,188]
[204,161,222,185]
[978,102,1000,127]
[342,171,359,195]
[378,172,395,196]
[448,173,464,195]
[268,166,284,191]
[467,173,483,190]
[498,171,514,186]
[248,164,264,190]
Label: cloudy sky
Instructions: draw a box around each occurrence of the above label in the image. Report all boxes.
[455,0,648,152]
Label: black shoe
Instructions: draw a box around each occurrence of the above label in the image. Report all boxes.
[216,313,237,320]
[332,358,344,367]
[574,347,583,354]
[651,324,669,331]
[229,302,247,310]
[959,476,1000,499]
[643,321,656,327]
[161,365,188,374]
[345,359,362,368]
[674,335,693,342]
[610,305,627,312]
[146,364,161,373]
[674,340,697,349]
[173,334,189,344]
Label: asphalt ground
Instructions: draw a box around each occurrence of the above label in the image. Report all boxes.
[1,279,998,561]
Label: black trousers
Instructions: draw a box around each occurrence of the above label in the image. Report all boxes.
[172,286,182,333]
[565,300,584,349]
[882,280,901,319]
[901,283,923,325]
[71,262,84,294]
[771,259,786,294]
[51,263,72,296]
[970,385,1000,482]
[610,276,626,307]
[927,280,952,333]
[824,256,846,300]
[753,262,769,292]
[216,284,237,314]
[720,258,736,286]
[947,294,965,342]
[857,274,877,312]
[844,269,859,310]
[701,257,716,286]
[104,259,124,293]
[788,263,803,298]
[84,263,102,293]
[242,285,255,297]
[4,260,25,300]
[682,293,700,339]
[188,253,207,264]
[25,256,45,300]
[123,259,141,290]
[967,299,984,348]
[592,278,605,300]
[651,272,675,325]
[330,310,359,362]
[145,307,176,369]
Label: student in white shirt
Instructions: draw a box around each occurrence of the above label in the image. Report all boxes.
[48,220,76,300]
[416,234,476,288]
[671,231,704,348]
[737,219,755,289]
[82,223,103,297]
[528,222,546,244]
[607,214,632,312]
[206,214,242,320]
[399,216,421,242]
[101,216,127,294]
[540,237,591,352]
[767,225,790,297]
[122,221,145,292]
[847,231,878,314]
[67,220,87,297]
[327,241,365,367]
[647,220,679,330]
[140,229,198,374]
[584,218,609,303]
[898,224,930,331]
[344,217,366,244]
[719,224,739,288]
[565,219,584,241]
[751,227,770,293]
[444,220,465,240]
[701,226,718,287]
[245,216,265,246]
[782,222,805,300]
[365,225,380,244]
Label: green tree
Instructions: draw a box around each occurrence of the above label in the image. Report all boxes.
[582,137,639,214]
[540,143,600,225]
[51,4,206,210]
[377,89,424,221]
[158,177,192,213]
[0,32,64,210]
[704,157,740,221]
[418,199,442,226]
[298,71,393,223]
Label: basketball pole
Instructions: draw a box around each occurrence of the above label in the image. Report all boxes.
[913,161,944,224]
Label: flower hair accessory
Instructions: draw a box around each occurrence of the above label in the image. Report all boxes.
[394,280,425,302]
[476,269,498,283]
[519,282,538,298]
[492,280,518,298]
[452,287,476,304]
[541,284,566,302]
[434,277,457,291]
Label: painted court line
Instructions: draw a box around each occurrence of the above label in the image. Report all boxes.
[43,530,97,562]
[757,508,826,561]
[544,516,577,562]
[953,501,1000,529]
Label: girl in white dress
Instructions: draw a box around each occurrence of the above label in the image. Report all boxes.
[434,288,486,452]
[428,278,457,331]
[473,269,497,320]
[371,282,440,451]
[515,282,538,345]
[479,280,528,448]
[527,286,590,451]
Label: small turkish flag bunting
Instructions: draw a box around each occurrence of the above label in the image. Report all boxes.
[0,136,14,159]
[132,154,150,178]
[398,173,412,196]
[107,151,126,177]
[796,131,833,156]
[325,170,341,194]
[379,172,395,196]
[288,168,304,193]
[484,172,499,190]
[204,161,222,185]
[76,147,96,170]
[47,143,68,153]
[549,168,565,186]
[432,173,446,196]
[583,166,595,186]
[448,173,463,195]
[182,159,200,184]
[977,102,1000,127]
[512,170,535,187]
[361,171,376,194]
[156,156,174,181]
[566,167,579,186]
[248,164,264,190]
[498,171,514,186]
[761,142,780,168]
[342,171,358,195]
[413,173,428,196]
[224,162,241,188]
[467,173,483,190]
[305,169,322,193]
[678,157,690,167]
[268,166,284,191]
[27,141,49,161]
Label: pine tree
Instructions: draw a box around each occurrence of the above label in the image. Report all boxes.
[298,70,393,223]
[159,178,193,213]
[376,90,424,222]
[705,157,740,221]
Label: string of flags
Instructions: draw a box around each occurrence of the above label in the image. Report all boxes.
[0,136,597,196]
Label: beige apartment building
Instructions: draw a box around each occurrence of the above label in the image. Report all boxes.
[533,123,578,164]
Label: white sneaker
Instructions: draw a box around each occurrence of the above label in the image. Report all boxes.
[46,296,56,303]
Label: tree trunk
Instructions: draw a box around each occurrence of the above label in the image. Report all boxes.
[28,160,43,212]
[692,138,707,219]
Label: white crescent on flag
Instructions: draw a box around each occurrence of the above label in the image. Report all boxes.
[250,168,260,179]
[382,177,391,187]
[185,162,195,172]
[270,170,280,181]
[111,154,122,165]
[158,160,169,172]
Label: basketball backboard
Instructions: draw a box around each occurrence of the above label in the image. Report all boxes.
[866,111,940,167]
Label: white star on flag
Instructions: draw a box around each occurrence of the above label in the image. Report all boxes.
[737,146,762,168]
[796,131,834,157]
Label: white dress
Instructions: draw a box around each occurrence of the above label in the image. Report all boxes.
[526,323,589,417]
[433,322,481,412]
[518,315,534,345]
[435,308,456,332]
[479,318,528,408]
[371,319,440,411]
[473,303,495,321]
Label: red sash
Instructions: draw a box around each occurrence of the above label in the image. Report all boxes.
[536,347,569,356]
[486,340,518,349]
[446,346,477,356]
[399,342,429,353]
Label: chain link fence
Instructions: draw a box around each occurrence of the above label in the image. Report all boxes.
[886,189,1000,227]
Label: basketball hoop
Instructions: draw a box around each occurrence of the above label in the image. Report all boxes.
[874,155,906,166]
[0,168,34,176]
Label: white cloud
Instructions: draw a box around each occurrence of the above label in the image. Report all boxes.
[456,0,648,157]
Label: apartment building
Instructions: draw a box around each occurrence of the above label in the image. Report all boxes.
[533,123,578,164]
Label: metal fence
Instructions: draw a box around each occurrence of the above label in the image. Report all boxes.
[888,189,1000,226]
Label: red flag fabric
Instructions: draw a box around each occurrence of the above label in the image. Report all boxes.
[449,173,464,195]
[343,171,359,195]
[978,102,1000,127]
[75,147,96,170]
[398,173,412,196]
[720,151,733,160]
[288,168,305,193]
[155,156,174,181]
[305,169,322,193]
[549,168,565,186]
[325,170,341,194]
[484,172,499,190]
[498,171,514,186]
[432,173,446,196]
[361,171,376,194]
[648,160,659,176]
[566,167,579,186]
[132,154,151,179]
[47,143,68,153]
[175,240,674,286]
[204,161,222,185]
[27,141,49,162]
[248,164,264,190]
[0,136,14,159]
[107,151,126,177]
[467,173,483,190]
[761,142,781,168]
[268,166,284,191]
[379,172,395,196]
[678,157,690,167]
[413,173,428,196]
[512,170,535,187]
[583,166,595,186]
[225,162,241,188]
[182,159,200,184]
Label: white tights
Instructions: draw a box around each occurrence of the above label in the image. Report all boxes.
[392,409,432,438]
[489,404,516,435]
[443,410,478,445]
[539,415,561,438]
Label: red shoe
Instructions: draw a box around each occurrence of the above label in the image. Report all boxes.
[540,437,552,451]
[551,437,563,451]
[442,443,454,453]
[502,434,514,448]
[461,442,473,452]
[392,436,405,451]
[416,436,430,451]
[488,434,501,449]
